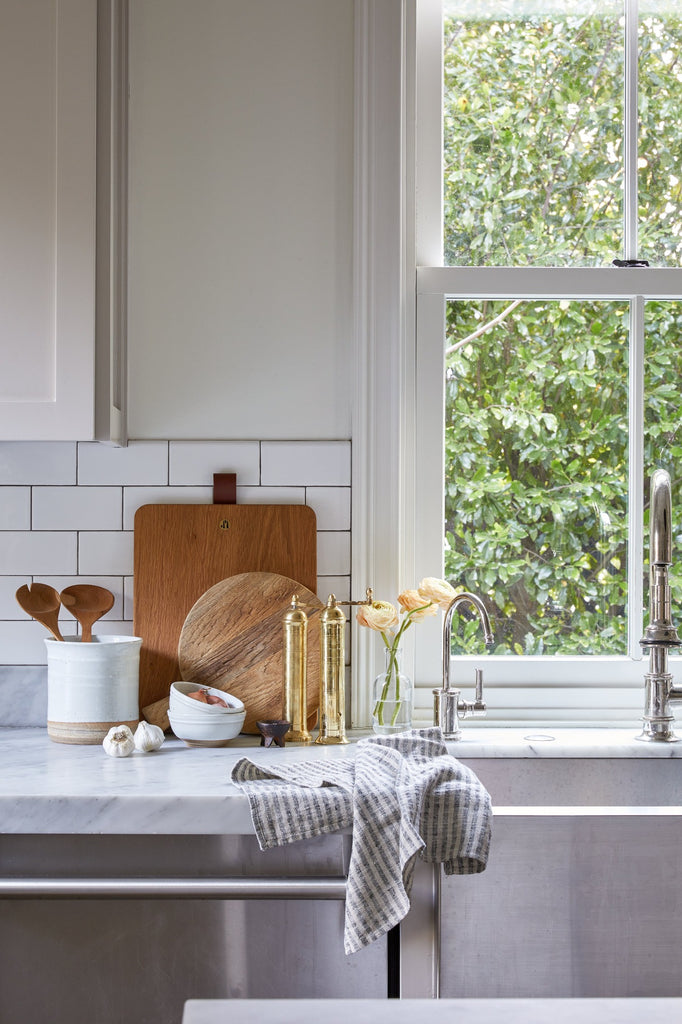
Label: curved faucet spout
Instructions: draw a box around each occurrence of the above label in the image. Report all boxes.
[650,468,673,567]
[442,592,494,693]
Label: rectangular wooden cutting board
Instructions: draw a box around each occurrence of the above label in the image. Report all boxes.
[133,503,317,713]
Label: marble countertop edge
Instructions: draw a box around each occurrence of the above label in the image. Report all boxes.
[3,727,682,836]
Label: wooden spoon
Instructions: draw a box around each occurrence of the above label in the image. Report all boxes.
[60,584,115,642]
[15,583,64,641]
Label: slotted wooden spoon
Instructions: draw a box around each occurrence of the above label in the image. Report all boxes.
[60,584,115,642]
[15,583,64,641]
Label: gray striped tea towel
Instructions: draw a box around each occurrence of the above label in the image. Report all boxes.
[230,727,492,955]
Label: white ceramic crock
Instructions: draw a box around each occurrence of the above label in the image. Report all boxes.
[45,635,142,744]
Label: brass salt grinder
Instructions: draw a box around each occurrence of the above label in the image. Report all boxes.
[282,594,312,743]
[316,588,373,746]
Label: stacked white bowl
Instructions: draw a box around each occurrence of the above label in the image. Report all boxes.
[168,681,246,746]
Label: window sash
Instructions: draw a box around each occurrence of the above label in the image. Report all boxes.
[412,0,682,721]
[422,0,651,268]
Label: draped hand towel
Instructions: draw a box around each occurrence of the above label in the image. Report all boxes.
[230,727,492,954]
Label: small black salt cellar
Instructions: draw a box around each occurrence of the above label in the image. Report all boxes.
[257,720,291,748]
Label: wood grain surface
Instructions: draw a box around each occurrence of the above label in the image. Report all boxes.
[133,504,317,714]
[177,572,324,734]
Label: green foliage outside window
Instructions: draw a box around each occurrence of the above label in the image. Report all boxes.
[442,8,682,655]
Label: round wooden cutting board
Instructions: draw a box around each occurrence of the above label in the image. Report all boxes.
[177,572,324,734]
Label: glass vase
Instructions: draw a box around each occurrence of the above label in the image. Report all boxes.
[371,646,413,735]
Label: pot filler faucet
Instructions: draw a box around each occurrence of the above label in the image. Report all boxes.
[639,468,682,742]
[433,592,495,740]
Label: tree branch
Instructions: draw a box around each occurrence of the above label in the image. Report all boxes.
[445,300,523,357]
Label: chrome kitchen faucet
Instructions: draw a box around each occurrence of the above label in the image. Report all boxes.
[433,592,495,740]
[639,468,682,742]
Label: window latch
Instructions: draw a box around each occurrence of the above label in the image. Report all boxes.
[612,258,650,268]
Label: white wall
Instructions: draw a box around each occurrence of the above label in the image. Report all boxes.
[127,0,355,440]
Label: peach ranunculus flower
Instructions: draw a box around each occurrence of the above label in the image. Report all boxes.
[397,589,437,622]
[356,600,399,633]
[418,576,459,609]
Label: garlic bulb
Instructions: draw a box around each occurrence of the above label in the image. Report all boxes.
[134,720,165,753]
[102,724,135,757]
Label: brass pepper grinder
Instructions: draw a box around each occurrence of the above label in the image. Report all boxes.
[282,594,311,744]
[315,594,348,745]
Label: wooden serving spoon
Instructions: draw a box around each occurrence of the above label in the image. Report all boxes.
[60,584,115,642]
[15,583,64,641]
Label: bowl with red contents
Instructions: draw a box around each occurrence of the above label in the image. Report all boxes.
[169,681,245,716]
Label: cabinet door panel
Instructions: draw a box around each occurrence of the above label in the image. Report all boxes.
[0,0,96,440]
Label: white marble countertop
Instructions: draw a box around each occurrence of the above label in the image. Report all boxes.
[0,727,360,835]
[2,726,682,835]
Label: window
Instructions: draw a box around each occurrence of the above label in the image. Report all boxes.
[413,0,682,725]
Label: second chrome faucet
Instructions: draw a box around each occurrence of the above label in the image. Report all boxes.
[433,591,494,740]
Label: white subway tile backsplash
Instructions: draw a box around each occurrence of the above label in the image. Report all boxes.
[0,532,77,575]
[261,442,351,486]
[124,486,212,530]
[0,577,31,618]
[0,439,353,680]
[0,620,53,664]
[236,486,305,505]
[88,620,134,637]
[78,532,134,576]
[0,442,76,485]
[306,487,351,531]
[170,442,260,486]
[32,487,123,531]
[78,441,168,486]
[316,576,351,603]
[0,487,31,529]
[123,576,134,620]
[317,532,351,576]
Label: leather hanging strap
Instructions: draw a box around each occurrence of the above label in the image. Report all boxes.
[212,473,237,504]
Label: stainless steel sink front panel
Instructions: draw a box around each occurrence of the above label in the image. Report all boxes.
[440,813,682,998]
[463,756,682,806]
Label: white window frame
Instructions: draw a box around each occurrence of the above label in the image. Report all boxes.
[351,0,682,728]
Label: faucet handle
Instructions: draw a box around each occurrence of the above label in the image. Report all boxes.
[433,668,487,739]
[459,668,487,719]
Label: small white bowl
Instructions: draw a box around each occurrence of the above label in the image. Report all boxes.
[168,708,246,747]
[169,681,244,715]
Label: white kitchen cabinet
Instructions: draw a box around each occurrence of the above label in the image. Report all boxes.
[0,0,126,444]
[126,0,353,441]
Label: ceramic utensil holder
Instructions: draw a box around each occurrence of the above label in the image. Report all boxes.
[45,635,142,744]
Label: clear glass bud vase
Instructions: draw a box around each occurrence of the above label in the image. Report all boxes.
[371,647,413,735]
